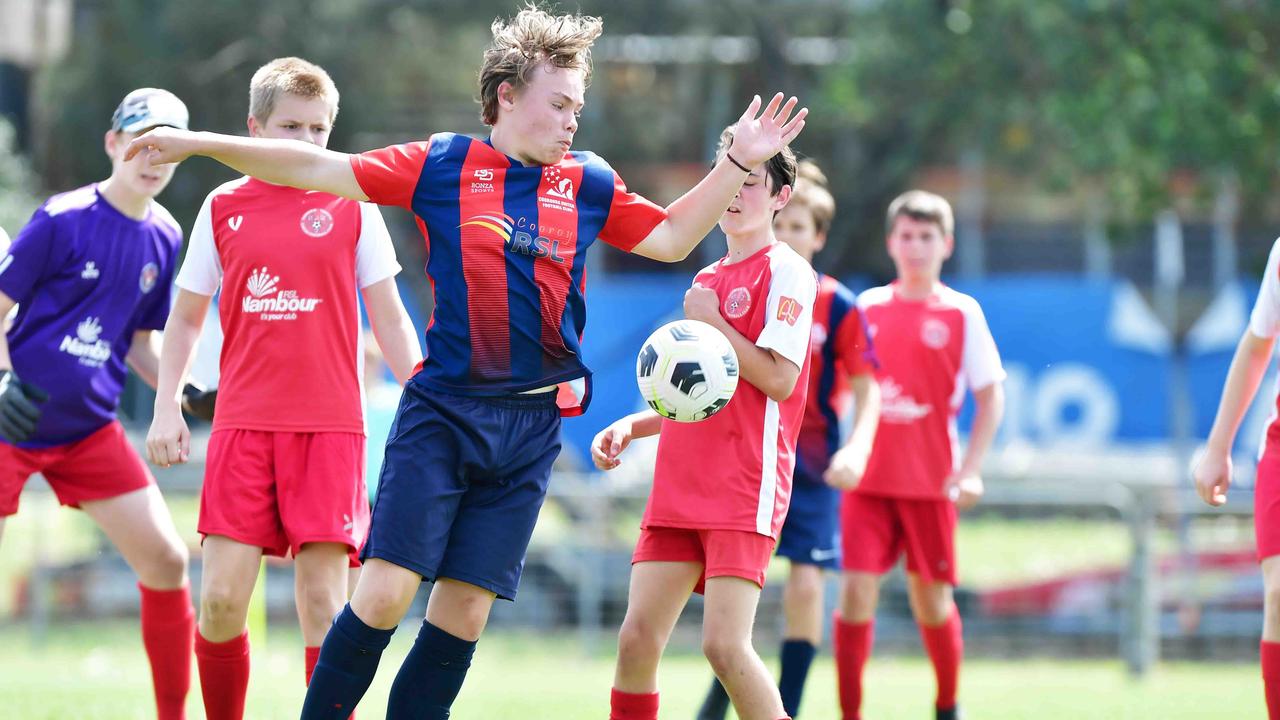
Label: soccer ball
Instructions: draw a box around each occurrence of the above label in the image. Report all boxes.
[635,319,739,423]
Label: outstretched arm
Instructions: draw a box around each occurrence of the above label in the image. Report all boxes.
[591,409,663,471]
[126,129,367,201]
[630,93,807,262]
[1194,330,1275,506]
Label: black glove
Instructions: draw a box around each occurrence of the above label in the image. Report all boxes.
[181,383,218,422]
[0,370,49,443]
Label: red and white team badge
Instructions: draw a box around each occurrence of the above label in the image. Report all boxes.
[921,317,950,349]
[724,287,751,319]
[776,296,804,326]
[139,262,159,293]
[300,208,335,238]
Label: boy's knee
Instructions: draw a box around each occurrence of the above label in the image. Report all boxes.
[701,634,750,676]
[617,617,665,663]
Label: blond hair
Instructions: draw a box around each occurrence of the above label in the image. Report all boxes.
[249,57,339,125]
[789,160,836,234]
[478,4,603,126]
[886,190,954,236]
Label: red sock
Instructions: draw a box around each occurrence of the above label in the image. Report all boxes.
[919,607,963,711]
[833,613,873,720]
[1262,640,1280,718]
[305,646,355,720]
[195,631,250,720]
[609,688,658,720]
[305,645,321,686]
[139,583,194,720]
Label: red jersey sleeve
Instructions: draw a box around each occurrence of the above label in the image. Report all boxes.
[834,304,878,376]
[349,141,431,209]
[598,172,667,252]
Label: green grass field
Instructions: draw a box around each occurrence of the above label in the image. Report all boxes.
[0,620,1262,719]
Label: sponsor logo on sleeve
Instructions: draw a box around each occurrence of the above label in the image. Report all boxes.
[777,296,803,326]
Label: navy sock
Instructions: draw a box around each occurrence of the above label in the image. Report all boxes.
[386,621,477,719]
[696,676,731,720]
[778,639,817,718]
[299,604,396,720]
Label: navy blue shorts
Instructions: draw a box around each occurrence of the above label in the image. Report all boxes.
[360,380,561,600]
[776,464,841,569]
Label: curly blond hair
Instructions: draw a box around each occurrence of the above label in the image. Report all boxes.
[478,4,603,126]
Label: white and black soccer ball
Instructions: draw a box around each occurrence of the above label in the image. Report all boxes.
[635,319,739,423]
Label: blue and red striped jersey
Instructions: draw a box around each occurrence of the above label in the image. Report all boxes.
[795,274,879,478]
[350,133,667,415]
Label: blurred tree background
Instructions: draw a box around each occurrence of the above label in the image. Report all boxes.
[5,0,1280,283]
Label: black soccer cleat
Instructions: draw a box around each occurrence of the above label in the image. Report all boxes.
[936,705,961,720]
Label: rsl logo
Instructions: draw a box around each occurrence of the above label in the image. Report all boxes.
[459,213,568,264]
[300,208,334,238]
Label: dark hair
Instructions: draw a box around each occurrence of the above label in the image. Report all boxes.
[886,190,954,236]
[715,125,796,196]
[478,4,603,126]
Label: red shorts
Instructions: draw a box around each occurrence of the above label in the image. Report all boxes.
[632,526,776,594]
[841,491,958,585]
[0,421,153,516]
[1256,447,1280,561]
[200,429,369,563]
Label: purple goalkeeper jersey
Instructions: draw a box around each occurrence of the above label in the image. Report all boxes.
[0,184,182,448]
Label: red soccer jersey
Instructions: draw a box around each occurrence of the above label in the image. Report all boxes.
[856,282,1005,499]
[644,242,817,538]
[176,177,401,434]
[795,274,879,477]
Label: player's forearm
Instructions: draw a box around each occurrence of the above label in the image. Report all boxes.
[373,319,422,386]
[958,383,1004,476]
[126,331,162,390]
[624,410,664,439]
[0,334,11,372]
[1206,331,1275,453]
[634,160,750,262]
[153,317,203,411]
[709,317,798,401]
[843,374,880,455]
[191,132,365,201]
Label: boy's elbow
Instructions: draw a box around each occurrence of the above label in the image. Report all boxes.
[765,375,800,403]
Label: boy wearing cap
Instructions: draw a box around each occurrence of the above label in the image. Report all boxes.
[0,88,195,720]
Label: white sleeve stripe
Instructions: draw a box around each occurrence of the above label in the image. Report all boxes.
[757,397,780,536]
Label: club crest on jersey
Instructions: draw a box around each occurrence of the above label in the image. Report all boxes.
[723,287,751,319]
[60,316,111,367]
[539,166,575,213]
[921,317,950,349]
[242,266,322,321]
[139,262,159,293]
[300,208,334,238]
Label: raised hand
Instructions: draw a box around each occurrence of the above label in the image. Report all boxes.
[728,93,808,170]
[124,127,200,166]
